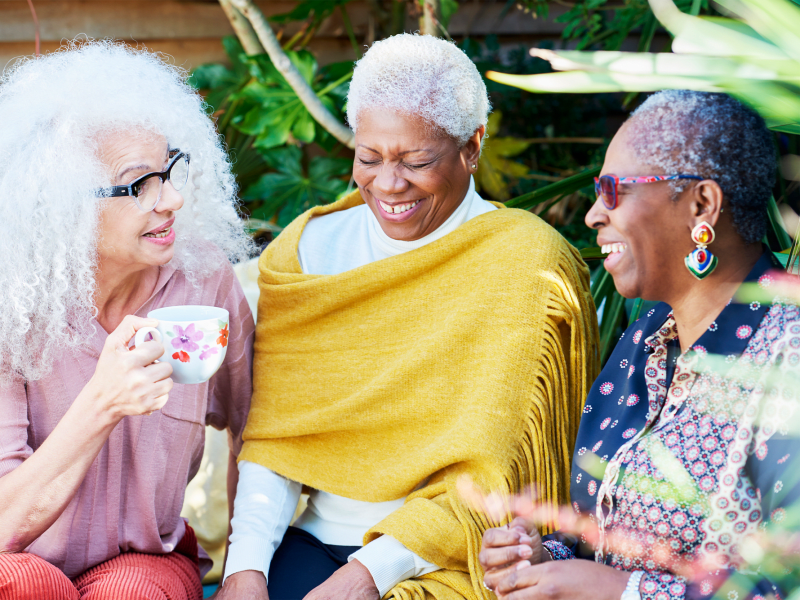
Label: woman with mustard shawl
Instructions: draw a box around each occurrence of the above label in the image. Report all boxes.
[217,34,599,600]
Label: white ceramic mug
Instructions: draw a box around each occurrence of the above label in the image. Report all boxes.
[134,305,230,384]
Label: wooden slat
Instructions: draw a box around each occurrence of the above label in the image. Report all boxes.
[0,1,563,42]
[0,0,567,71]
[0,36,362,70]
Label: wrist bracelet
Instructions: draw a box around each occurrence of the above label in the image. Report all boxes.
[620,570,644,600]
[541,540,575,561]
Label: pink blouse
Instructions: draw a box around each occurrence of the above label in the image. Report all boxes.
[0,258,254,578]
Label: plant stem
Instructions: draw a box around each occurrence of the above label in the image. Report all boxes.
[339,4,362,58]
[229,0,355,149]
[298,23,319,50]
[316,71,354,98]
[281,25,308,51]
[689,0,702,16]
[390,0,406,34]
[217,98,242,135]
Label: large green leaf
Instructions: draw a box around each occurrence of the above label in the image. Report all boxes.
[672,16,782,58]
[649,0,790,59]
[231,51,350,150]
[505,166,601,210]
[475,112,532,200]
[243,147,351,226]
[531,49,800,79]
[487,69,722,95]
[767,195,793,251]
[715,0,800,61]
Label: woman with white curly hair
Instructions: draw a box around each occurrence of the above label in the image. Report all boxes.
[218,34,597,600]
[0,42,255,599]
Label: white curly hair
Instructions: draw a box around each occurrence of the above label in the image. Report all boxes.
[0,40,253,382]
[346,33,490,146]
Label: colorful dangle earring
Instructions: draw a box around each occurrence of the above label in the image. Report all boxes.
[685,221,718,280]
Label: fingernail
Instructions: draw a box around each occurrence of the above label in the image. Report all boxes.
[516,560,531,570]
[519,546,532,558]
[519,535,533,544]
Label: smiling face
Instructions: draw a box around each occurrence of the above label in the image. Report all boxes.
[352,109,483,241]
[585,122,700,300]
[96,131,184,272]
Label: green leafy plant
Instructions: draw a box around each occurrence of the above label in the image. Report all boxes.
[487,0,800,135]
[474,112,532,200]
[190,35,353,226]
[243,146,352,226]
[514,0,712,51]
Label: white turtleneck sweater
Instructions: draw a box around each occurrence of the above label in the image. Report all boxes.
[225,178,496,594]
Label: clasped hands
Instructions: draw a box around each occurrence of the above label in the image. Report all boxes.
[479,516,631,600]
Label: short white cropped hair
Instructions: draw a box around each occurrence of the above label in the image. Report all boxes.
[0,40,252,382]
[346,33,490,146]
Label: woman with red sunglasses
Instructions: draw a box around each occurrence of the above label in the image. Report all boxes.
[479,90,800,600]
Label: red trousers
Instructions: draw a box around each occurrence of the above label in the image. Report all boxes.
[0,526,203,600]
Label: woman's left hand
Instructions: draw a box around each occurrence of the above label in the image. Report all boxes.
[302,560,380,600]
[484,559,631,600]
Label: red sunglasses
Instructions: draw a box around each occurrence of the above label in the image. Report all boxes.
[594,174,703,210]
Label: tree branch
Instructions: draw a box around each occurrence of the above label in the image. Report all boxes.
[219,0,264,55]
[227,0,355,149]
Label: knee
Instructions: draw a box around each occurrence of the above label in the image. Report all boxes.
[77,565,168,600]
[0,553,78,600]
[76,560,201,600]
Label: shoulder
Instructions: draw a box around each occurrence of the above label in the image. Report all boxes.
[262,192,365,274]
[301,204,370,244]
[473,207,587,273]
[167,244,245,305]
[607,302,672,358]
[482,207,573,247]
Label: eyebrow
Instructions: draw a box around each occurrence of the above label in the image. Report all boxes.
[357,144,435,156]
[116,146,171,182]
[117,164,151,182]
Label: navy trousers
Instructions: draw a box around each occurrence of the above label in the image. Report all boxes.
[267,527,361,600]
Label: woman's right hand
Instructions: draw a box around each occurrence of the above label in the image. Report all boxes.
[212,571,269,600]
[82,315,173,421]
[479,516,549,587]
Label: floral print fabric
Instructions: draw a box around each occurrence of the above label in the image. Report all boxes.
[545,251,799,600]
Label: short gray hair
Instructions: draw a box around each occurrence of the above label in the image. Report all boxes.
[628,90,775,244]
[346,33,491,146]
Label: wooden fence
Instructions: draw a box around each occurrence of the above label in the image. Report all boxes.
[0,0,567,71]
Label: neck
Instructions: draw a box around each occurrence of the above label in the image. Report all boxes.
[667,243,762,353]
[94,260,159,333]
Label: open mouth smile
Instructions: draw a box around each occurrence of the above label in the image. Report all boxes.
[142,217,176,245]
[601,243,627,255]
[378,199,420,215]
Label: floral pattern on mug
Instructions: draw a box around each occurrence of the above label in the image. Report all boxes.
[217,323,229,348]
[172,350,191,363]
[171,324,204,352]
[199,345,218,361]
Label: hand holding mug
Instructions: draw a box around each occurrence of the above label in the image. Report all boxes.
[82,315,174,423]
[134,305,230,384]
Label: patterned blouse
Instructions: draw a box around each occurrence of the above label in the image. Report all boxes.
[544,251,800,599]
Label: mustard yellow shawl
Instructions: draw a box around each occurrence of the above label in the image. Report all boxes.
[241,191,599,599]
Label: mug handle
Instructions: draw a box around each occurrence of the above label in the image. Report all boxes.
[134,327,164,358]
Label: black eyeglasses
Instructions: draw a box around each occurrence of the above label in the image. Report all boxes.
[98,149,190,212]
